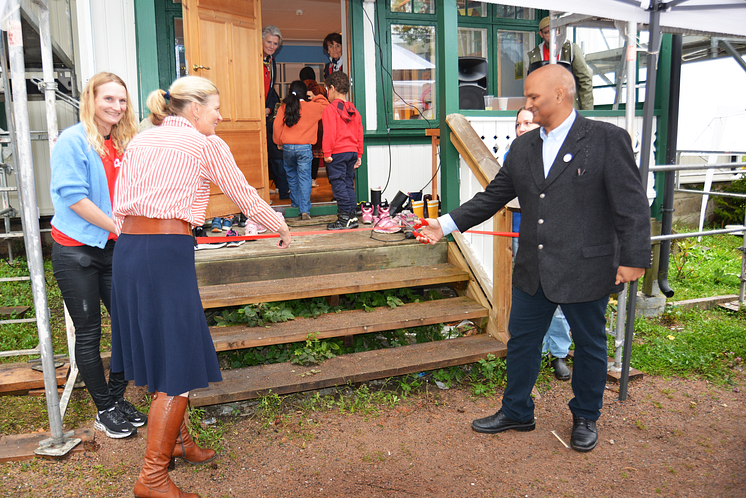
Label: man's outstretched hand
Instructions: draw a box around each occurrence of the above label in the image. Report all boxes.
[414,218,444,245]
[615,266,645,285]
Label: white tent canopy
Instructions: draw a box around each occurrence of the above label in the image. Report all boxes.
[496,0,746,38]
[392,43,435,70]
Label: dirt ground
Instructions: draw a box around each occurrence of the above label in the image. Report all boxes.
[1,373,745,498]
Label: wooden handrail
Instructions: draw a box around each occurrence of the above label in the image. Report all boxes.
[445,113,512,344]
[446,113,501,188]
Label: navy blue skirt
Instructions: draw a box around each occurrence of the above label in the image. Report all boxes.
[110,234,222,395]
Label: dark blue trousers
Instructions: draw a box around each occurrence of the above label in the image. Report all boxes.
[327,152,358,213]
[501,285,609,422]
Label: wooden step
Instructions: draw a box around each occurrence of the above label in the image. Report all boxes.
[0,361,69,394]
[210,297,489,352]
[195,231,449,286]
[199,263,470,309]
[0,428,94,463]
[189,334,507,407]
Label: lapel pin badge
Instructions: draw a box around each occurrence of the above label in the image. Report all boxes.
[563,153,573,163]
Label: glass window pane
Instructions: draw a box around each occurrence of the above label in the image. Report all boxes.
[458,27,488,58]
[515,7,534,20]
[391,0,435,14]
[495,4,514,18]
[457,0,487,17]
[496,30,534,98]
[458,28,488,110]
[174,18,186,78]
[391,25,436,121]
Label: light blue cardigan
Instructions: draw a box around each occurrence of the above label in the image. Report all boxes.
[50,123,113,248]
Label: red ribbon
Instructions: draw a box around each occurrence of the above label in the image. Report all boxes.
[196,227,517,244]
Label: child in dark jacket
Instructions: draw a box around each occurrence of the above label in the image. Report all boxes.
[322,71,364,230]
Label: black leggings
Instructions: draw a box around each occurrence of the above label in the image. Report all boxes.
[52,240,127,411]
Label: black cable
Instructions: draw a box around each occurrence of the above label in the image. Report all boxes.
[363,6,435,199]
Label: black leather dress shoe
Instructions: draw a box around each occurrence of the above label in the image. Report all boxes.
[570,414,598,452]
[471,409,535,434]
[551,357,571,381]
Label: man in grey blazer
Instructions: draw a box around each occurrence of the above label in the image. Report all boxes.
[417,64,651,452]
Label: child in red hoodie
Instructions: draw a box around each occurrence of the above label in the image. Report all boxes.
[322,71,364,230]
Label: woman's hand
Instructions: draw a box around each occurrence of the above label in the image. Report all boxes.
[70,198,118,234]
[277,222,291,249]
[265,107,272,117]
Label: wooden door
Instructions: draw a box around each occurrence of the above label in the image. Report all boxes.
[182,0,269,218]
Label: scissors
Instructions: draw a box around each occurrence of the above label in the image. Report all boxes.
[413,218,432,245]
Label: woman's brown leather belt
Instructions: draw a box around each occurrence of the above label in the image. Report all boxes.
[121,216,191,235]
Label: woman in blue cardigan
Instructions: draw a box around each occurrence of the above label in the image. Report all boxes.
[49,72,142,438]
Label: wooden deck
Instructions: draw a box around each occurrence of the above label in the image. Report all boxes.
[193,216,444,285]
[185,216,507,406]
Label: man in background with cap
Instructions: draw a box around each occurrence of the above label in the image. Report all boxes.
[415,64,650,452]
[528,16,594,110]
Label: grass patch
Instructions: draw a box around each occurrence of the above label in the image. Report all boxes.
[0,257,79,363]
[662,227,743,301]
[626,305,745,384]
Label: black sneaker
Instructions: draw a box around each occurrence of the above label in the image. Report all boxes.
[327,212,358,230]
[94,407,137,439]
[193,226,208,238]
[115,398,148,427]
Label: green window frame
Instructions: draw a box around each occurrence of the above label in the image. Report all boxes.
[373,1,543,130]
[376,1,439,130]
[456,2,542,102]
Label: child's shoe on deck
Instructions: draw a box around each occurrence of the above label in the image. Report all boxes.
[361,202,374,224]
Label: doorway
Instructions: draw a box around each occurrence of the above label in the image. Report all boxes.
[153,0,348,215]
[261,1,346,212]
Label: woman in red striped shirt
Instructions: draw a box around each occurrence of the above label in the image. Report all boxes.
[111,75,291,498]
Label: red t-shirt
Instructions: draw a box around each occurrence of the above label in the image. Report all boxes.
[263,57,272,100]
[51,138,120,246]
[542,43,560,62]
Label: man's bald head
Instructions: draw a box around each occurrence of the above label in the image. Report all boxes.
[524,64,576,132]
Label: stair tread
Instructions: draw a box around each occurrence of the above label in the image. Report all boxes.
[210,296,489,351]
[189,335,506,407]
[199,263,469,309]
[0,360,69,394]
[195,235,448,286]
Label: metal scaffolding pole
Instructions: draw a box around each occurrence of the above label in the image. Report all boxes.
[35,0,59,154]
[5,0,79,456]
[33,0,78,420]
[619,0,663,402]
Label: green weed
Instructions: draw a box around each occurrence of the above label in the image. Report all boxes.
[291,332,340,366]
[255,391,283,427]
[187,406,224,452]
[468,354,507,397]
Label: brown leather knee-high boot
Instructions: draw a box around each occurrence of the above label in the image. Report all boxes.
[171,410,217,465]
[133,392,199,498]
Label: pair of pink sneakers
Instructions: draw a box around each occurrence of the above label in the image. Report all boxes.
[244,219,267,237]
[372,202,402,234]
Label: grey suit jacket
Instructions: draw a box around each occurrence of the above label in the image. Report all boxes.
[450,114,651,304]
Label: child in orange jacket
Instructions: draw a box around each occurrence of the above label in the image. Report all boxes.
[273,80,329,219]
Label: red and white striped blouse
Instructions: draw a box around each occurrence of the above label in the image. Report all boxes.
[114,116,283,234]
